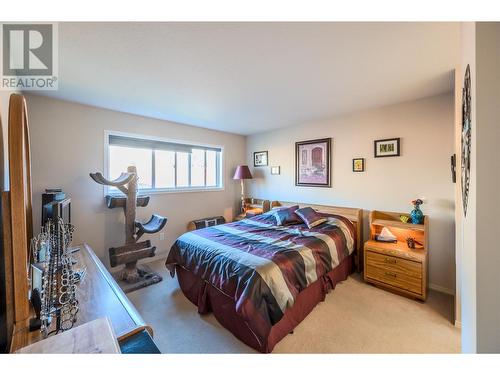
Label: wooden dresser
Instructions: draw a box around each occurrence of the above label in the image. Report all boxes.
[364,210,428,301]
[2,95,156,353]
[16,317,121,354]
[10,243,153,352]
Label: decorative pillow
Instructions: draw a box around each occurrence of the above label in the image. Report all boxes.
[295,207,327,229]
[273,205,302,226]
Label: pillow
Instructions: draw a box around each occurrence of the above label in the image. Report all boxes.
[295,207,327,229]
[273,205,302,226]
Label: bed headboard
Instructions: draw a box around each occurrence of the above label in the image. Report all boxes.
[271,201,363,271]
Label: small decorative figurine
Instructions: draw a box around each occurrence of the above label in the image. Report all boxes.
[406,237,424,249]
[410,199,424,224]
[400,214,409,223]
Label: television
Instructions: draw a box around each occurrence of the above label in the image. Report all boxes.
[41,189,71,226]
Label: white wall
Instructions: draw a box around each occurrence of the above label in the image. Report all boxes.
[247,94,455,292]
[26,95,246,267]
[453,69,461,328]
[475,22,500,353]
[456,22,477,353]
[456,22,500,354]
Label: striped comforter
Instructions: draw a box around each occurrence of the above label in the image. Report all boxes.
[166,211,356,336]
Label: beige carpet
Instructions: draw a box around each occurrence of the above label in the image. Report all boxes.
[128,259,461,353]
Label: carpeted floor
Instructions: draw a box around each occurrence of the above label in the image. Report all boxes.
[128,259,461,353]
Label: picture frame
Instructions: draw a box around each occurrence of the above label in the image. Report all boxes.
[352,158,365,172]
[271,166,280,175]
[374,138,400,158]
[295,138,331,187]
[253,151,268,167]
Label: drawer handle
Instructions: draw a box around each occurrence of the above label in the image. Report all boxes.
[385,272,397,278]
[384,258,397,264]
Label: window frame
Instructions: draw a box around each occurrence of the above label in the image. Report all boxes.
[103,130,225,196]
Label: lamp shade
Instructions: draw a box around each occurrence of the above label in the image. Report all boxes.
[233,165,253,180]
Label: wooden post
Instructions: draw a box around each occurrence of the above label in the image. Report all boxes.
[125,166,137,245]
[122,166,139,282]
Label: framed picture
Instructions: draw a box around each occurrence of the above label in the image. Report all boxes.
[271,166,280,175]
[253,151,268,167]
[374,138,400,158]
[352,158,365,172]
[295,138,331,187]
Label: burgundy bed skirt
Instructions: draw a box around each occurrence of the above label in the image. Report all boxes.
[174,254,354,353]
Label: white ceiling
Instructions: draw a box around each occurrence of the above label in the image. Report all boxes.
[37,22,459,135]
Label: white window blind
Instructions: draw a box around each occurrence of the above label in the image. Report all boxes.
[107,134,223,192]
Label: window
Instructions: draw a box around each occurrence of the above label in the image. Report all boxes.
[107,133,223,193]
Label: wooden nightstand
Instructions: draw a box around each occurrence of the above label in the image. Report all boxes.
[364,211,428,301]
[234,199,271,221]
[234,213,247,221]
[244,198,270,216]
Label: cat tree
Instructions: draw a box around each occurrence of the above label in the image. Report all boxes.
[90,165,167,292]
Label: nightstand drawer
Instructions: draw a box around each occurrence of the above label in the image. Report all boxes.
[365,250,422,278]
[365,267,422,295]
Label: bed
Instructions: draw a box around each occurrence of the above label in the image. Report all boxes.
[165,202,362,353]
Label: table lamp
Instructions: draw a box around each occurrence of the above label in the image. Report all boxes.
[233,165,253,213]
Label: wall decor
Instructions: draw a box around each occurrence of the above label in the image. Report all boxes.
[253,151,268,167]
[352,158,365,172]
[295,138,331,187]
[374,138,400,158]
[461,64,471,217]
[271,166,281,175]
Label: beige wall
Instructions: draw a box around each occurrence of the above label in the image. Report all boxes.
[26,95,246,267]
[247,94,455,292]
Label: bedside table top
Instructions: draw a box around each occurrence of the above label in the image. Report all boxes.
[245,207,263,217]
[364,240,426,263]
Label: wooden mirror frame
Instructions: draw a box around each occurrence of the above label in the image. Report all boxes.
[2,94,33,349]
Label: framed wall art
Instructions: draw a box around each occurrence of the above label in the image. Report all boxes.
[352,158,365,172]
[253,151,268,167]
[295,138,331,187]
[374,138,400,158]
